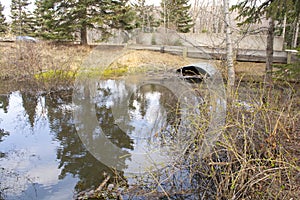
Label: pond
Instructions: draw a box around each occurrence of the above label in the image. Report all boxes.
[0,76,208,199]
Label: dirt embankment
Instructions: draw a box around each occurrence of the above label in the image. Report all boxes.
[0,42,266,78]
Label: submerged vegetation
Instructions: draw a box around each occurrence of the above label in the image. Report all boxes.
[0,42,299,199]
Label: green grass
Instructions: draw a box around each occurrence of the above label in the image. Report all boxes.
[34,69,77,82]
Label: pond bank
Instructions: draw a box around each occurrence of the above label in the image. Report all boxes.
[1,43,300,199]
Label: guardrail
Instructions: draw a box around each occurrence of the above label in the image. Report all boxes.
[1,40,297,64]
[127,44,297,64]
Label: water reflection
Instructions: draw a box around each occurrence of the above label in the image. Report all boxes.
[73,78,186,173]
[0,78,184,199]
[0,90,117,199]
[0,94,9,113]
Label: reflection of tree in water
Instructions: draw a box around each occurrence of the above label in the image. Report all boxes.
[0,128,9,199]
[95,88,134,150]
[0,94,10,113]
[129,88,147,117]
[0,103,10,199]
[45,89,125,193]
[21,93,38,127]
[156,85,181,126]
[129,84,180,131]
[95,105,134,150]
[0,129,9,158]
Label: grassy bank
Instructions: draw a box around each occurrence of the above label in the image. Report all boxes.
[0,42,91,92]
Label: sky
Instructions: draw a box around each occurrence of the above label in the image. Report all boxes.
[0,0,239,20]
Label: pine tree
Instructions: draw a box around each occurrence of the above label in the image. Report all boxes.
[0,2,7,34]
[113,1,136,30]
[173,0,193,33]
[33,0,135,44]
[161,0,193,33]
[33,0,74,41]
[232,0,300,85]
[10,0,34,36]
[33,0,53,38]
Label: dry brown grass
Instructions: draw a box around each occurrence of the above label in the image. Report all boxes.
[0,42,91,92]
[0,42,267,81]
[112,50,191,71]
[117,81,300,200]
[0,42,90,77]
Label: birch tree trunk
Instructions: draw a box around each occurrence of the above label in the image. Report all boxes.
[191,0,200,33]
[213,0,216,33]
[293,17,299,48]
[282,13,287,48]
[223,0,235,94]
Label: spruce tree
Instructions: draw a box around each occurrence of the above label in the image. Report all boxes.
[33,0,52,38]
[161,0,193,33]
[10,0,34,36]
[93,0,136,41]
[174,0,193,33]
[33,0,74,41]
[33,0,135,44]
[0,2,7,35]
[232,0,300,84]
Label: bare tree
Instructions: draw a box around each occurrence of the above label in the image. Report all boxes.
[292,16,300,48]
[223,0,235,93]
[190,0,224,33]
[282,13,287,47]
[190,0,202,33]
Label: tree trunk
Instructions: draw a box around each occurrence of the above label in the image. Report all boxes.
[223,0,235,94]
[293,17,299,48]
[80,6,88,45]
[163,0,167,32]
[81,25,88,45]
[212,0,216,33]
[282,13,287,49]
[265,18,275,85]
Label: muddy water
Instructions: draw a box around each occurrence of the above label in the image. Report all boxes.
[0,78,185,199]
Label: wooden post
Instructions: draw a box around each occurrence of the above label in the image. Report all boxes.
[183,47,187,58]
[285,49,298,64]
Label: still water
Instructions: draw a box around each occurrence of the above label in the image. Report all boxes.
[0,78,194,199]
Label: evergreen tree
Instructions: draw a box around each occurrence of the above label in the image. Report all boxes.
[113,0,136,30]
[10,0,34,36]
[161,0,193,33]
[33,0,53,38]
[232,0,300,84]
[34,0,135,44]
[101,0,136,39]
[33,0,74,40]
[133,0,160,32]
[0,2,7,34]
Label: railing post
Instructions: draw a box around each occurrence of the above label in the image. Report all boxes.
[183,47,187,58]
[285,49,298,64]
